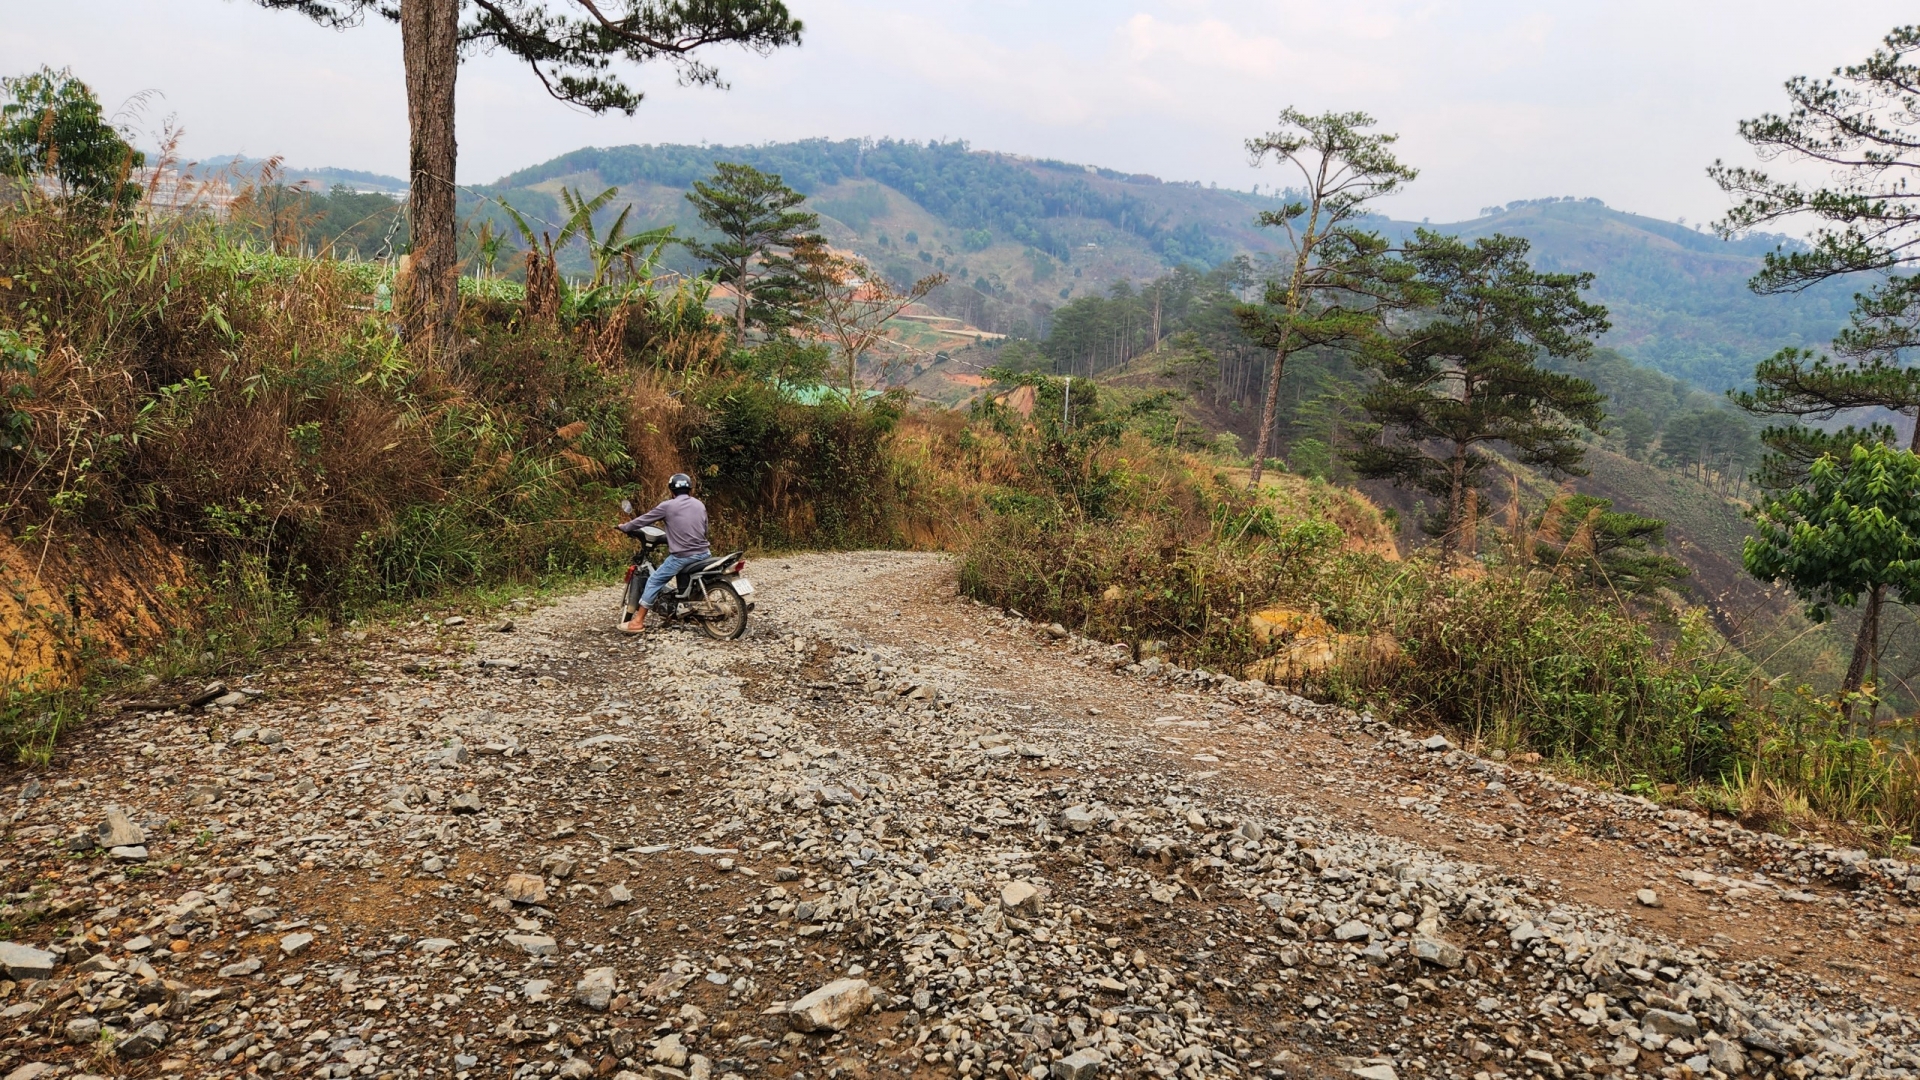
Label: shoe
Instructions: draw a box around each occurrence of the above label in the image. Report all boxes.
[618,611,647,635]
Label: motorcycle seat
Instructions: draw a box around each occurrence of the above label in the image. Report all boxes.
[672,551,743,588]
[692,551,742,573]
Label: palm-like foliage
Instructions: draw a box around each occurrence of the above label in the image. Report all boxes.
[496,186,679,322]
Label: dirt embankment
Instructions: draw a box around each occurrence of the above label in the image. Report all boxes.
[0,528,198,691]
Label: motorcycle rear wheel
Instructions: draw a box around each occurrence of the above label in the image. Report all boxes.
[699,580,748,640]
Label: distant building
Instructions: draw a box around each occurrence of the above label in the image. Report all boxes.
[133,167,236,219]
[26,166,236,219]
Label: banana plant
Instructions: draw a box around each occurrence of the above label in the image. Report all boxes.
[472,218,509,278]
[495,188,680,323]
[558,185,676,289]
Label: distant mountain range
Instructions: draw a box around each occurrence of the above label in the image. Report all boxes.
[203,155,408,195]
[271,138,1859,392]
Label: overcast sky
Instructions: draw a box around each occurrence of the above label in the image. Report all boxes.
[2,1,1911,225]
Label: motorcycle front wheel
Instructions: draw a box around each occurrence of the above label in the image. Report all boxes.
[620,572,644,626]
[699,580,749,640]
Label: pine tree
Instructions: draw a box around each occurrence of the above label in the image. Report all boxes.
[682,162,820,343]
[1240,109,1417,487]
[1533,494,1688,597]
[1345,231,1609,562]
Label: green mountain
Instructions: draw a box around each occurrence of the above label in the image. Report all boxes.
[480,139,1854,391]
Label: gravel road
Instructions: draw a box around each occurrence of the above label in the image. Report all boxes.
[1,551,1917,1080]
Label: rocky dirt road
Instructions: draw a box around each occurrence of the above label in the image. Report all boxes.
[1,552,1917,1080]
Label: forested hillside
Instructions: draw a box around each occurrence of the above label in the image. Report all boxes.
[1405,199,1854,391]
[477,139,1851,391]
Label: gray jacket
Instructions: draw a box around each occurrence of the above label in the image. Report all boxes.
[620,494,709,556]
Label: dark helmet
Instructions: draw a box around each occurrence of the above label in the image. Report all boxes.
[667,472,693,496]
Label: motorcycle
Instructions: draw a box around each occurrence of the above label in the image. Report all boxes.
[617,500,755,639]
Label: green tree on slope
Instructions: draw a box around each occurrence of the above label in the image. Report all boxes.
[1345,231,1609,563]
[0,67,143,212]
[684,162,820,342]
[1241,108,1417,487]
[1745,441,1920,708]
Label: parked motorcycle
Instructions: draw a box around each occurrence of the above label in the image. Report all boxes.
[617,500,754,639]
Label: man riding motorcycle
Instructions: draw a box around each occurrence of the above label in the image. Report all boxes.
[615,473,708,634]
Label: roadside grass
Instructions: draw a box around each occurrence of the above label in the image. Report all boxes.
[941,384,1920,856]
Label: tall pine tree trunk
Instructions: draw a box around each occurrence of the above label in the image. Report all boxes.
[402,0,460,361]
[1248,341,1292,485]
[1249,220,1319,488]
[1442,440,1469,565]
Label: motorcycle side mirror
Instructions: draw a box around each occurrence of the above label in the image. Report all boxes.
[620,500,633,515]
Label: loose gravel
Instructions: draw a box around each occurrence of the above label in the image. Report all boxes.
[0,551,1915,1080]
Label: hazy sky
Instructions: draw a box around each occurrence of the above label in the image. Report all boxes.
[3,1,1911,225]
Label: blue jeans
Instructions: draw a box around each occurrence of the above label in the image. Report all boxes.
[641,550,709,608]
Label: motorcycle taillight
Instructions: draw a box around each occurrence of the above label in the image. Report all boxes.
[732,560,747,574]
[624,566,636,582]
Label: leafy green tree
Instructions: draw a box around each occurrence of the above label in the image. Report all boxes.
[1745,440,1920,705]
[0,67,143,212]
[740,336,830,387]
[1533,494,1688,597]
[1240,109,1418,487]
[684,162,820,342]
[253,0,802,356]
[1345,230,1609,562]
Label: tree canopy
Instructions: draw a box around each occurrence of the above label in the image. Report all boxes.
[1745,440,1920,699]
[1711,24,1920,290]
[258,0,802,112]
[0,67,144,212]
[1346,230,1609,559]
[1533,494,1689,597]
[683,161,820,341]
